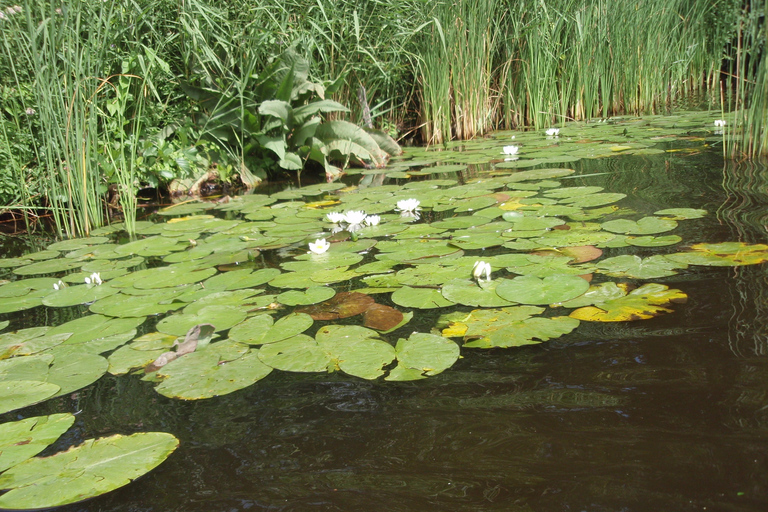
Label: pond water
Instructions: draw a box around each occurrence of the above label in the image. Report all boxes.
[2,114,768,511]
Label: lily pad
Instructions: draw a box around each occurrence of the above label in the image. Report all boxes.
[569,283,687,322]
[296,292,375,320]
[665,242,768,266]
[12,259,84,276]
[654,208,707,220]
[0,381,61,415]
[42,284,119,308]
[0,432,179,509]
[0,328,71,358]
[385,333,460,381]
[495,274,590,305]
[230,313,314,345]
[362,303,404,331]
[277,286,336,306]
[443,306,580,348]
[441,279,518,307]
[0,413,75,473]
[596,255,686,279]
[601,216,678,235]
[156,305,249,336]
[258,335,331,372]
[152,341,270,399]
[316,325,396,380]
[391,286,456,309]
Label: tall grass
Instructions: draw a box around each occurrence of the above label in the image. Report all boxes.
[0,0,169,237]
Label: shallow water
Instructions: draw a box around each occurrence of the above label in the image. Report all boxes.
[4,142,768,512]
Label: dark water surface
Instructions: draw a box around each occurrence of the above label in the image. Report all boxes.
[4,145,768,512]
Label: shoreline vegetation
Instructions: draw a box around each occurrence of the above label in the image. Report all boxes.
[0,0,766,237]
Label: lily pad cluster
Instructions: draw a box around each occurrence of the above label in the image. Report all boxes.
[0,111,760,508]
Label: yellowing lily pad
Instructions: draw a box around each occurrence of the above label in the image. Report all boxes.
[0,413,75,473]
[666,242,768,266]
[569,283,687,322]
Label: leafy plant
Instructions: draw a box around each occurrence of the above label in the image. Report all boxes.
[183,49,401,181]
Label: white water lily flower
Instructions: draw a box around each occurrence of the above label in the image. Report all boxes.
[326,211,346,224]
[53,280,66,290]
[714,119,726,127]
[396,198,421,213]
[343,210,367,226]
[473,261,492,283]
[84,272,102,286]
[364,215,381,226]
[308,238,330,254]
[545,128,560,136]
[502,145,519,156]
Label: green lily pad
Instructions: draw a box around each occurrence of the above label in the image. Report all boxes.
[0,432,179,509]
[0,381,61,415]
[558,282,629,308]
[202,268,281,291]
[442,306,579,348]
[12,259,84,276]
[257,335,331,372]
[385,333,460,381]
[44,346,109,397]
[495,274,590,305]
[561,192,626,208]
[0,328,71,359]
[277,286,336,306]
[0,413,75,473]
[41,284,119,308]
[0,289,50,314]
[625,235,682,247]
[441,279,518,307]
[181,289,262,315]
[505,254,592,277]
[156,305,249,336]
[230,313,313,345]
[601,216,678,235]
[47,315,145,347]
[152,341,270,399]
[395,265,463,287]
[47,237,111,252]
[596,255,686,279]
[0,278,59,298]
[316,325,396,380]
[89,290,185,317]
[391,286,456,309]
[569,283,687,322]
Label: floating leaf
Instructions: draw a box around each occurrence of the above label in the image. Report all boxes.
[231,313,313,345]
[0,414,75,473]
[569,283,687,322]
[296,292,375,320]
[495,274,589,305]
[12,259,84,276]
[654,208,707,220]
[558,282,628,308]
[0,328,71,359]
[625,235,682,247]
[44,346,109,397]
[0,381,60,415]
[391,286,456,309]
[156,305,249,336]
[258,335,330,372]
[152,341,270,399]
[0,432,179,509]
[202,268,281,291]
[42,284,119,308]
[362,303,404,331]
[316,325,395,379]
[385,333,460,381]
[441,279,518,307]
[596,255,685,279]
[443,306,579,348]
[277,286,336,306]
[665,242,768,266]
[601,216,678,235]
[47,315,145,347]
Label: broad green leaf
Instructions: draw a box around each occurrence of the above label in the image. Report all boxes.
[385,333,460,381]
[596,255,685,279]
[0,381,60,415]
[495,274,590,305]
[316,325,395,380]
[42,284,119,308]
[601,216,678,235]
[441,279,518,307]
[153,342,270,399]
[202,268,281,291]
[47,315,145,346]
[232,313,313,345]
[277,286,336,306]
[625,235,682,247]
[156,305,249,336]
[558,282,628,308]
[258,335,330,372]
[0,414,75,472]
[12,259,84,276]
[45,346,109,397]
[391,286,456,309]
[181,289,262,315]
[90,290,185,317]
[0,432,179,509]
[0,328,70,359]
[654,208,707,220]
